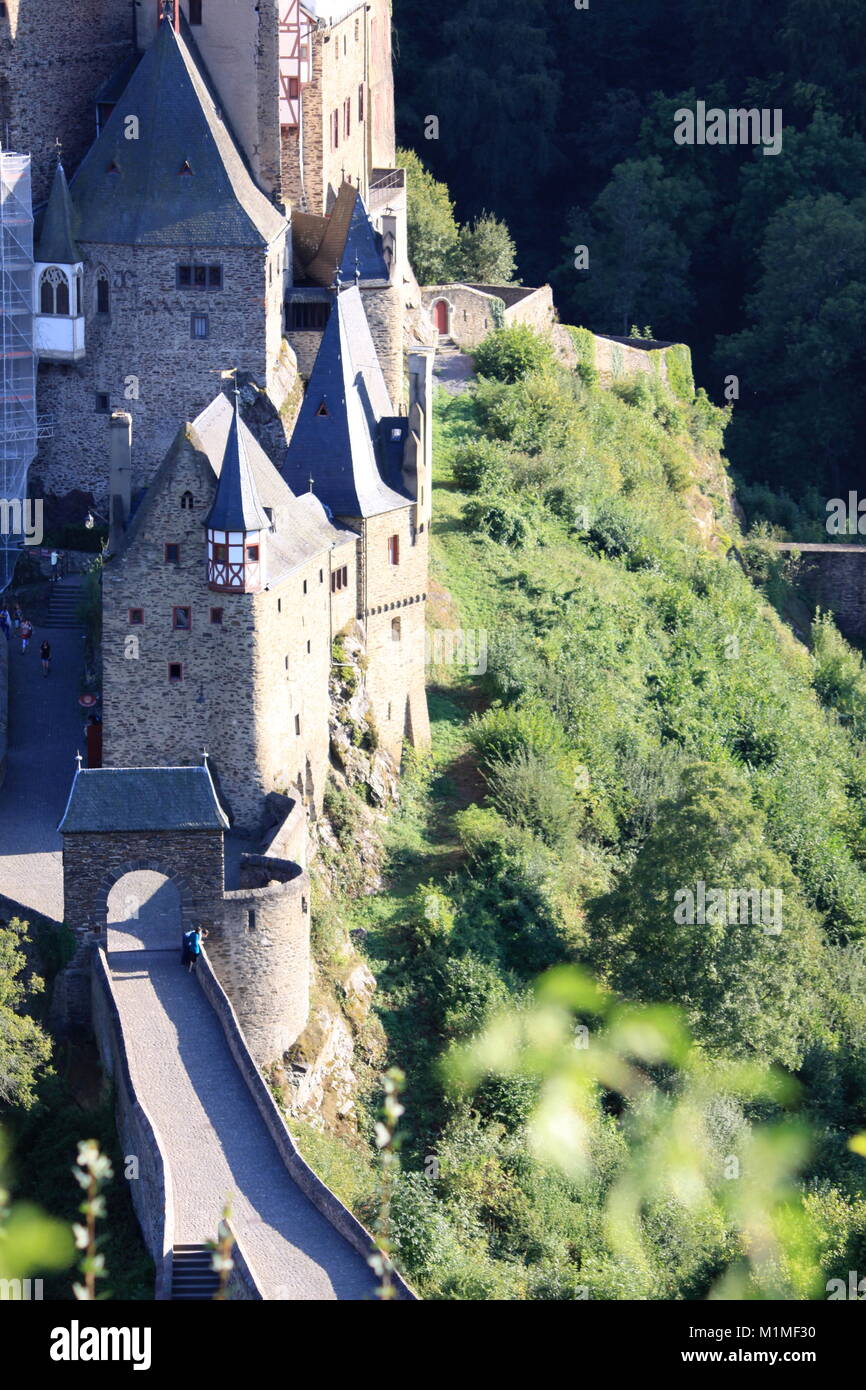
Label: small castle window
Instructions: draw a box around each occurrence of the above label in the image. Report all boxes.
[210,608,223,625]
[391,617,401,641]
[96,272,110,315]
[191,313,209,339]
[285,655,289,671]
[295,714,301,735]
[40,267,69,316]
[128,608,144,625]
[247,909,256,932]
[319,568,323,582]
[189,0,203,22]
[306,639,311,654]
[277,598,281,613]
[95,392,110,414]
[164,543,180,564]
[173,607,191,631]
[180,491,194,510]
[358,83,364,121]
[303,579,307,594]
[168,662,183,683]
[177,263,222,291]
[388,534,400,566]
[246,544,259,562]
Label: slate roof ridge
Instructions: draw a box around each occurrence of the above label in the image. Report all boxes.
[58,764,230,833]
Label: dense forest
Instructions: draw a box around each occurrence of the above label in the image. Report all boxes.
[392,0,866,515]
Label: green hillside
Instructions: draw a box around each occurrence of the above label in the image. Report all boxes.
[298,328,866,1299]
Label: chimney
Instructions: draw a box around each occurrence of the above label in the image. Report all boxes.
[108,410,132,547]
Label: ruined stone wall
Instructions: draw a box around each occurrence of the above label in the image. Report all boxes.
[62,828,225,934]
[346,505,429,760]
[209,868,310,1062]
[0,0,135,201]
[34,239,288,505]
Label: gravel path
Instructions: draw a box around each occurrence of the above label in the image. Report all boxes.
[108,874,377,1301]
[0,586,84,921]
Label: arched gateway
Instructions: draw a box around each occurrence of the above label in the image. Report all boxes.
[59,763,230,938]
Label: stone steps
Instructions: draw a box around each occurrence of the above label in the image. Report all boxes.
[171,1244,220,1301]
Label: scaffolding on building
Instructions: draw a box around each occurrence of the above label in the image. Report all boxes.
[0,149,37,591]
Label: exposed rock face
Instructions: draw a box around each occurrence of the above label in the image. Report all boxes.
[279,959,383,1133]
[328,628,401,806]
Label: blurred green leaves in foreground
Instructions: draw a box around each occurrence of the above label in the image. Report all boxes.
[448,965,862,1299]
[0,1129,74,1284]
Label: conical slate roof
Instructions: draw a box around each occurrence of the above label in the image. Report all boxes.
[205,395,271,533]
[70,16,285,247]
[281,286,409,518]
[36,163,81,265]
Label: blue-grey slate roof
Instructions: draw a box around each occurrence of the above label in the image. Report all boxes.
[339,193,391,283]
[204,397,272,533]
[36,163,81,265]
[58,766,230,833]
[281,286,410,518]
[69,17,286,248]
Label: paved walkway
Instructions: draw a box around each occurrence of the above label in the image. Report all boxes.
[0,583,84,921]
[433,340,476,396]
[108,873,377,1300]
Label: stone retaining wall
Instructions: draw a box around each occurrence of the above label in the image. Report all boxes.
[772,543,866,640]
[91,945,174,1300]
[196,948,416,1301]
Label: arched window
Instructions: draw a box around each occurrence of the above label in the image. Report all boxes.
[180,491,194,510]
[40,266,70,316]
[96,271,110,315]
[391,617,401,641]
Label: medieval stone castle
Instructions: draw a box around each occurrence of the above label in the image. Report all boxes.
[1,1,436,1064]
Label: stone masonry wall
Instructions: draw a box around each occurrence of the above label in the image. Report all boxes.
[361,282,404,410]
[345,505,430,760]
[62,827,225,934]
[0,1,135,201]
[772,544,866,640]
[210,868,310,1062]
[102,431,355,828]
[34,239,288,505]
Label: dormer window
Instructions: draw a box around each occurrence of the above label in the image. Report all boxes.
[40,267,70,315]
[107,161,120,175]
[179,161,193,176]
[315,401,328,417]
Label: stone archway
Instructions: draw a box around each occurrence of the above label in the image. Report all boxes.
[106,869,183,954]
[94,857,193,939]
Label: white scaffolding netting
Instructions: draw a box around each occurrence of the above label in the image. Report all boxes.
[0,150,37,592]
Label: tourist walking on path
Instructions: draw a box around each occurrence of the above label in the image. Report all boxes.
[0,607,9,639]
[20,618,33,653]
[12,602,23,632]
[181,925,209,973]
[50,550,59,582]
[40,640,51,677]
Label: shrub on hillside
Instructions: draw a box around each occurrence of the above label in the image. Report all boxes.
[463,496,528,547]
[483,747,578,849]
[474,371,575,454]
[452,437,512,494]
[586,504,647,562]
[469,703,567,767]
[473,325,555,383]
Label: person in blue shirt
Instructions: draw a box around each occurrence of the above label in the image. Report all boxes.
[181,925,209,972]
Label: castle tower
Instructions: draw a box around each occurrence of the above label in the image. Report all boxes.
[282,285,431,760]
[33,163,86,364]
[33,13,291,509]
[205,394,272,594]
